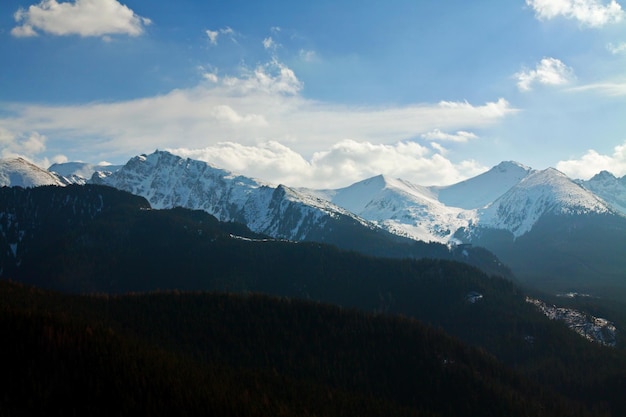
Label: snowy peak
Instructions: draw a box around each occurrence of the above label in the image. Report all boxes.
[320,174,469,243]
[590,170,617,182]
[433,161,533,210]
[49,161,122,185]
[0,157,64,187]
[478,167,613,237]
[328,174,437,215]
[92,150,270,214]
[580,170,626,215]
[90,150,376,242]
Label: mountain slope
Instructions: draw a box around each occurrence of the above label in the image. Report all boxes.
[49,161,122,185]
[89,150,492,262]
[453,168,626,300]
[0,157,64,187]
[312,174,473,243]
[432,161,533,210]
[1,280,602,417]
[476,168,614,237]
[580,171,626,215]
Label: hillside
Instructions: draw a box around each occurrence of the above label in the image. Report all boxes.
[0,280,605,417]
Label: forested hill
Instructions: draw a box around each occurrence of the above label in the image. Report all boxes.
[0,280,599,417]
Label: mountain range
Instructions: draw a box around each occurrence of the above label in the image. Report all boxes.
[2,151,625,301]
[2,158,626,415]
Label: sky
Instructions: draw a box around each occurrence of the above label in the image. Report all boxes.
[1,0,626,188]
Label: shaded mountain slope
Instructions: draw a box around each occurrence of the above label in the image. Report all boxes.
[0,280,602,417]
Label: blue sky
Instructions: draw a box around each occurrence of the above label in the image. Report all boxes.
[1,0,625,188]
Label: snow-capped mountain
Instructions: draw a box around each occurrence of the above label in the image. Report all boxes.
[431,161,534,210]
[579,171,626,215]
[49,161,122,185]
[309,175,474,243]
[3,151,625,299]
[0,157,64,187]
[90,151,394,247]
[476,168,615,238]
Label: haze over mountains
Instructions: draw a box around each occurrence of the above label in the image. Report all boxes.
[2,151,626,300]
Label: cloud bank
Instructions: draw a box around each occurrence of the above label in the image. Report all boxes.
[11,0,151,38]
[167,140,487,188]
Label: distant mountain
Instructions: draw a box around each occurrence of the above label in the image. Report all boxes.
[475,167,615,237]
[49,161,122,185]
[4,151,624,300]
[0,157,64,187]
[579,171,626,215]
[432,161,534,210]
[454,168,626,300]
[310,174,472,243]
[303,163,626,301]
[89,150,502,267]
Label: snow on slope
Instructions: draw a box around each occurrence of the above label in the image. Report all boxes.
[478,168,614,237]
[92,150,372,241]
[579,171,626,215]
[49,162,122,185]
[308,175,475,243]
[70,151,626,243]
[0,157,64,187]
[432,161,533,209]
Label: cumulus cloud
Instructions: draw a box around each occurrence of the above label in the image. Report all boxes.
[421,129,478,143]
[168,140,486,188]
[515,57,575,91]
[0,128,46,157]
[557,141,626,179]
[526,0,625,27]
[11,0,151,38]
[0,127,68,168]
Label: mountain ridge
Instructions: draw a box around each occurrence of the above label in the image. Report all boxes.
[4,152,626,299]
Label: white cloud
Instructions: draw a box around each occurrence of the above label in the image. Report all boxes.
[607,42,626,54]
[0,60,515,181]
[263,36,276,50]
[421,129,478,143]
[515,57,575,91]
[526,0,625,27]
[168,140,486,188]
[0,128,46,157]
[11,0,151,38]
[557,141,626,179]
[0,127,68,168]
[206,27,236,45]
[206,30,219,45]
